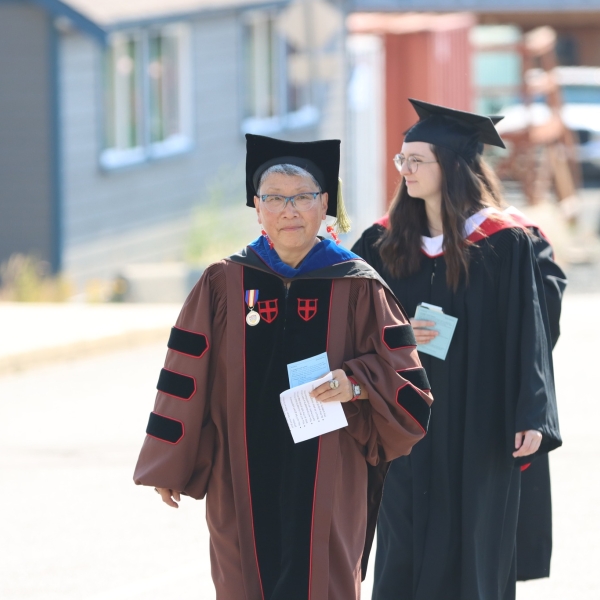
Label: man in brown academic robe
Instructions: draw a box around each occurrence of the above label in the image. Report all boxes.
[134,247,433,600]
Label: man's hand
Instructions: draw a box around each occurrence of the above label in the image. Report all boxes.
[155,487,181,508]
[513,430,542,458]
[311,369,355,403]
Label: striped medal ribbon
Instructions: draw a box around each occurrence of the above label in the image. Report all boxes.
[245,289,260,326]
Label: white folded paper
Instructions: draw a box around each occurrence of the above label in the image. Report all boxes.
[280,372,349,444]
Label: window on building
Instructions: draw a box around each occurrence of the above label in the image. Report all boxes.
[243,13,279,120]
[102,24,192,169]
[104,32,143,154]
[242,12,318,134]
[556,35,579,67]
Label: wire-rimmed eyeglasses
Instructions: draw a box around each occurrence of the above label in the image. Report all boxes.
[393,154,438,174]
[260,192,321,213]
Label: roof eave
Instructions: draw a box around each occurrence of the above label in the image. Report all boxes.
[103,0,288,33]
[26,0,289,41]
[29,0,107,44]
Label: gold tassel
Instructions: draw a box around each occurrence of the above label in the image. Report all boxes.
[334,178,351,234]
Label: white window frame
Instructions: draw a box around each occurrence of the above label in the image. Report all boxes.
[101,23,193,170]
[240,10,319,135]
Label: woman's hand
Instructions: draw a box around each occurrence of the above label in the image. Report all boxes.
[410,319,439,345]
[311,369,356,403]
[155,487,181,508]
[513,430,543,458]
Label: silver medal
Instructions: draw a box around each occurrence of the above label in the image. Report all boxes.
[246,310,261,326]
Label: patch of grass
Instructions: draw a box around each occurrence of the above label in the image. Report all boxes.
[0,254,72,302]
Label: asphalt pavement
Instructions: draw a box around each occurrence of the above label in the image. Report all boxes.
[0,291,598,599]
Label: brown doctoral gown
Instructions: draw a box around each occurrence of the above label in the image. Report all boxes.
[134,247,433,600]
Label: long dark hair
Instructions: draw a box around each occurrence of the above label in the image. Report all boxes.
[378,145,504,290]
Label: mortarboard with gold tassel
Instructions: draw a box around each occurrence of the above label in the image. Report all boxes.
[245,134,351,239]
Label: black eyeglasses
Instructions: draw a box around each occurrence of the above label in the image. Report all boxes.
[260,192,321,213]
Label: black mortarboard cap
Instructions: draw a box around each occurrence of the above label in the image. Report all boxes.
[246,134,342,219]
[477,115,504,155]
[404,99,506,162]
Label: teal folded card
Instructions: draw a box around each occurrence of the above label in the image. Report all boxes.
[413,303,458,360]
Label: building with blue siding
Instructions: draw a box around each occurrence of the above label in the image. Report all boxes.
[0,0,347,288]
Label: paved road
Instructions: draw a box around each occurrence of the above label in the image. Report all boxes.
[1,292,598,599]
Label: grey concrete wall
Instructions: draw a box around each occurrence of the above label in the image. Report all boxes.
[0,3,55,268]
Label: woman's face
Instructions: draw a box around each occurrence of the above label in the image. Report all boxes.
[398,141,443,203]
[254,172,328,256]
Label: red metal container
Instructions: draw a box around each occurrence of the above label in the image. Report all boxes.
[349,13,476,202]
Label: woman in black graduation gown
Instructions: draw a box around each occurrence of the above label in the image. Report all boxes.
[351,99,562,600]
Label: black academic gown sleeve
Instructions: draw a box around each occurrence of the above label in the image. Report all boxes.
[498,229,561,462]
[529,229,567,349]
[516,229,567,581]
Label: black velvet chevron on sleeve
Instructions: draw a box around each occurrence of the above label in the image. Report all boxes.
[396,384,431,433]
[146,412,184,444]
[383,324,417,350]
[398,367,431,391]
[167,327,209,358]
[156,368,196,400]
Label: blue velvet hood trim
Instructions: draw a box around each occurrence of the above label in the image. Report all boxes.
[248,235,360,278]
